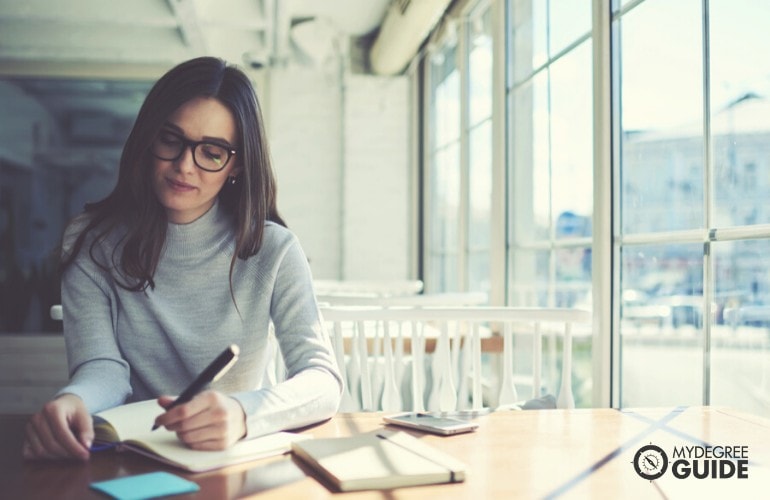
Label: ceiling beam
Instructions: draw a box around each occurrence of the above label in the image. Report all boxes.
[0,0,176,26]
[165,0,207,53]
[0,60,169,80]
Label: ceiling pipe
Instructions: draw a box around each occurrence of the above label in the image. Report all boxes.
[369,0,452,76]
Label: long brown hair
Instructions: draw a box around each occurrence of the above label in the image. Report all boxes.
[62,56,286,291]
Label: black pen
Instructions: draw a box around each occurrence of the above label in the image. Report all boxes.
[152,344,240,431]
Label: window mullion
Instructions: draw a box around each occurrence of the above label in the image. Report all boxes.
[459,21,470,292]
[593,0,613,408]
[701,0,713,407]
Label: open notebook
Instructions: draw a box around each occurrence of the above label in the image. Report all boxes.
[93,399,308,473]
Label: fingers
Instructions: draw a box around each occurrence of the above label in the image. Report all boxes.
[29,411,72,459]
[23,398,90,461]
[177,418,230,451]
[52,399,92,460]
[155,391,245,450]
[156,395,176,409]
[71,405,95,451]
[153,393,208,430]
[23,421,50,459]
[159,391,220,434]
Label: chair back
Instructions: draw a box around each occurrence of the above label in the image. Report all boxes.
[313,279,424,304]
[319,305,591,413]
[317,291,488,307]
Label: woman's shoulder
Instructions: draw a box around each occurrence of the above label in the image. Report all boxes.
[253,222,313,277]
[64,211,93,233]
[262,221,298,245]
[62,212,124,257]
[254,222,307,264]
[62,212,94,255]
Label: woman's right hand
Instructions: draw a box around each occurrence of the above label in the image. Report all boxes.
[23,393,93,461]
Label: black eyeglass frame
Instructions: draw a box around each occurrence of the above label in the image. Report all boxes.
[151,131,238,172]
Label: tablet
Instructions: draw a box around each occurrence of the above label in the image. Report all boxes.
[383,412,479,436]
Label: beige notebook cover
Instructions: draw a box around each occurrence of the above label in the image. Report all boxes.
[93,399,308,473]
[291,429,466,491]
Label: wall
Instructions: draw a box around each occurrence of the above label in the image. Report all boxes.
[343,74,410,279]
[267,66,343,277]
[267,66,412,281]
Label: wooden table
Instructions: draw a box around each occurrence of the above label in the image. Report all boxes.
[2,407,769,499]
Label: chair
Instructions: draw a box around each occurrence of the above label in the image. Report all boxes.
[313,280,424,302]
[50,304,63,321]
[319,305,591,413]
[317,291,488,307]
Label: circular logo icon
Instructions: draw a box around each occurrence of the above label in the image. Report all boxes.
[633,444,668,480]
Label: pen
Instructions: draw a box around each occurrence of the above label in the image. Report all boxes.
[152,344,240,431]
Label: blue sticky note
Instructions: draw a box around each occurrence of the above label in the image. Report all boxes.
[90,472,200,500]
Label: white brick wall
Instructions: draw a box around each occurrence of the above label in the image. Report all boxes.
[343,74,410,279]
[267,67,343,278]
[266,67,412,281]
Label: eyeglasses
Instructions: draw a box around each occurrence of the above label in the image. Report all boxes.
[151,130,237,172]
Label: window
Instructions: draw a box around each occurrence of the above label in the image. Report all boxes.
[507,0,593,405]
[424,3,494,298]
[420,0,770,414]
[614,0,770,416]
[0,77,151,333]
[467,7,494,295]
[426,43,461,292]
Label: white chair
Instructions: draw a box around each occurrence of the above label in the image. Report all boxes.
[50,304,63,321]
[313,280,424,300]
[319,305,591,413]
[317,291,488,307]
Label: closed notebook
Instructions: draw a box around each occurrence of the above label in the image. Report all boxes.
[291,429,466,491]
[93,399,309,473]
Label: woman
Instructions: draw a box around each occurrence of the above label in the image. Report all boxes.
[23,57,342,460]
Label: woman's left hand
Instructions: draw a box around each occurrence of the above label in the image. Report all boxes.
[153,390,247,450]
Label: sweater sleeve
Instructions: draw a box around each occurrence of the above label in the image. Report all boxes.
[231,238,342,439]
[55,229,132,413]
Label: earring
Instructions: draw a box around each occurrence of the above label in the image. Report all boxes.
[229,176,237,185]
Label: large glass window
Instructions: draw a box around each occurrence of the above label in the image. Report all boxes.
[427,44,461,292]
[423,0,770,415]
[425,3,494,298]
[466,6,494,295]
[0,77,150,333]
[507,0,593,405]
[708,0,770,416]
[615,0,706,406]
[614,0,770,416]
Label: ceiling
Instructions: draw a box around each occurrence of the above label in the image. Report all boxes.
[0,0,391,73]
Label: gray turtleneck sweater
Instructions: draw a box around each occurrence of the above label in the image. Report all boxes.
[56,201,342,439]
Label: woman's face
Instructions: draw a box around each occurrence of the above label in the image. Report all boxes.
[151,96,241,224]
